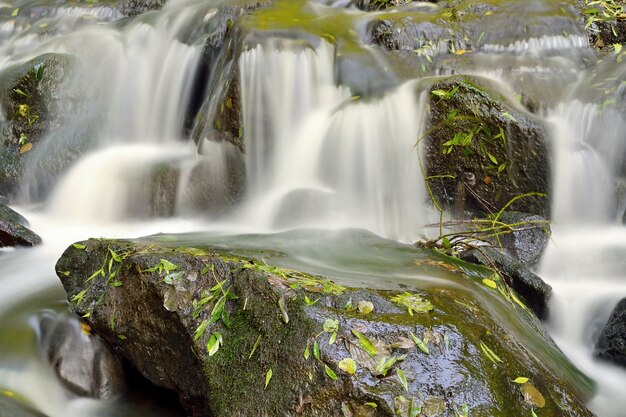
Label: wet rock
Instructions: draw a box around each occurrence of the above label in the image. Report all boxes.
[497,211,551,267]
[0,203,41,247]
[460,247,552,320]
[423,76,551,218]
[117,0,167,17]
[35,311,126,399]
[56,238,593,417]
[0,53,75,199]
[0,395,48,417]
[595,298,626,367]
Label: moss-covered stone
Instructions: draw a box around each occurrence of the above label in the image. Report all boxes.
[423,76,551,218]
[0,53,74,199]
[56,238,593,417]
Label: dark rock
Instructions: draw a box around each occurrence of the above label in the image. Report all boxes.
[56,238,593,417]
[35,311,126,399]
[0,53,75,199]
[0,395,48,417]
[423,77,551,218]
[497,211,551,267]
[460,247,552,320]
[0,203,41,247]
[595,298,626,367]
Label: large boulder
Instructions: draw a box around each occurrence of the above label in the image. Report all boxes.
[595,298,626,367]
[0,203,41,247]
[56,238,593,417]
[423,77,551,218]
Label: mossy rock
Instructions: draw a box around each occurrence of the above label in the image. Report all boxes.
[0,53,74,199]
[423,76,551,218]
[56,238,593,417]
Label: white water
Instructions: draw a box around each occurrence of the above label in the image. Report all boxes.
[237,40,429,240]
[541,99,626,415]
[1,0,626,415]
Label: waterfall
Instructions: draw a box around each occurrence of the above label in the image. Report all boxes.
[540,95,626,415]
[237,40,429,241]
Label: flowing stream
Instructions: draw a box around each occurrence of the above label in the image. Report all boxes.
[1,0,626,415]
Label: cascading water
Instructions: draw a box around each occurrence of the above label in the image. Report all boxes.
[540,94,626,415]
[2,0,626,415]
[237,39,429,240]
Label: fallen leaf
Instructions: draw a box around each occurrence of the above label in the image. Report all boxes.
[19,143,32,154]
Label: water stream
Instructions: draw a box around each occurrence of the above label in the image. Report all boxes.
[1,0,626,415]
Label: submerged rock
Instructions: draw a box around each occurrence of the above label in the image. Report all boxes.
[460,247,552,320]
[595,298,626,367]
[35,311,126,399]
[56,238,593,417]
[0,203,41,247]
[423,77,551,218]
[0,395,48,417]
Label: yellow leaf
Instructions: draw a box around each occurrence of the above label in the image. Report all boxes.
[485,10,494,16]
[19,143,32,154]
[80,322,92,336]
[454,49,472,55]
[482,278,497,289]
[18,104,28,117]
[338,358,357,375]
[513,377,529,384]
[357,300,374,315]
[521,382,545,408]
[1,390,15,398]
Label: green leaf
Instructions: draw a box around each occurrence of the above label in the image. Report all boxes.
[11,8,19,17]
[323,318,339,333]
[159,259,178,274]
[207,332,223,356]
[110,281,122,287]
[34,64,44,82]
[265,369,272,389]
[357,300,374,315]
[374,356,397,376]
[365,402,377,408]
[513,377,529,384]
[498,163,506,173]
[249,335,261,359]
[109,248,122,262]
[479,341,503,364]
[397,368,409,392]
[304,345,310,360]
[71,289,87,305]
[389,292,433,315]
[351,329,377,356]
[117,334,127,340]
[410,332,429,354]
[329,331,337,345]
[615,43,623,55]
[73,243,86,249]
[431,89,448,97]
[486,151,498,165]
[531,409,538,417]
[304,295,318,306]
[338,358,356,375]
[313,340,321,360]
[482,278,497,289]
[194,320,210,341]
[502,112,517,122]
[324,365,338,380]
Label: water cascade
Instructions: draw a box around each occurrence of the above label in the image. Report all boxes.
[0,0,625,415]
